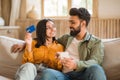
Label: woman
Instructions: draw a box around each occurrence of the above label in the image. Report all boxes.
[15,19,64,80]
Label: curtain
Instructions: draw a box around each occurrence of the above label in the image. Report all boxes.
[0,0,1,17]
[9,0,21,26]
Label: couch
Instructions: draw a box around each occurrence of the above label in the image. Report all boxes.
[0,36,120,80]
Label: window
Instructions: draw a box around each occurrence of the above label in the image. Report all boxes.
[72,0,93,14]
[43,0,68,17]
[26,0,98,19]
[42,0,97,18]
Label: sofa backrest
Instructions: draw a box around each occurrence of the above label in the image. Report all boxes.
[0,36,25,79]
[102,39,120,80]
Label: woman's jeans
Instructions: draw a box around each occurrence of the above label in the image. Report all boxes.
[40,64,106,80]
[15,63,37,80]
[15,63,45,80]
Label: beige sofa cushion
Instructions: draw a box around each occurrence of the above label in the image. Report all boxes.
[102,39,120,80]
[0,36,25,79]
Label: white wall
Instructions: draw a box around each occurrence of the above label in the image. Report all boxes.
[98,0,120,18]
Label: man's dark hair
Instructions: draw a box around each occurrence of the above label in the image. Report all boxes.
[35,19,55,48]
[69,7,91,26]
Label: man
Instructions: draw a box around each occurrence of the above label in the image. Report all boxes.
[12,7,106,80]
[40,7,106,80]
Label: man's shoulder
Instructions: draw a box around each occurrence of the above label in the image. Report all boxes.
[86,35,103,49]
[90,35,102,43]
[58,34,71,40]
[57,34,71,47]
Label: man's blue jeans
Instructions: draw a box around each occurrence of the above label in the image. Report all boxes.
[40,64,106,80]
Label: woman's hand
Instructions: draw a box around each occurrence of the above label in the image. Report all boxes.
[25,32,32,52]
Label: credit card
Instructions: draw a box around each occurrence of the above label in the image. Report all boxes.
[26,25,36,33]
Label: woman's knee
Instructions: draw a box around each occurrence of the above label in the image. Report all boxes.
[15,63,37,80]
[22,63,35,68]
[19,63,37,73]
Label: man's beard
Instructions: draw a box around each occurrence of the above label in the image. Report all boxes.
[70,24,81,37]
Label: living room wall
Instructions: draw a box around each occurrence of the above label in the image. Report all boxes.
[15,0,120,40]
[98,0,120,18]
[0,0,120,40]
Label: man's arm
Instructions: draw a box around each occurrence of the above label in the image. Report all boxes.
[11,43,26,53]
[76,40,104,71]
[57,34,70,48]
[62,40,104,72]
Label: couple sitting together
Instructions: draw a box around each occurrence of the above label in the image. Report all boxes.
[12,7,106,80]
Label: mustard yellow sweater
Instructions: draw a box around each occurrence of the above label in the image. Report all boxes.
[22,40,64,70]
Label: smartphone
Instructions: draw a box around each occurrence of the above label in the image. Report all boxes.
[26,25,36,33]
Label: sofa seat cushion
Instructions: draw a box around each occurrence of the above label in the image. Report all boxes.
[102,39,120,80]
[0,36,25,79]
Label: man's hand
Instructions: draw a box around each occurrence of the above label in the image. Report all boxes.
[61,58,77,70]
[11,43,25,53]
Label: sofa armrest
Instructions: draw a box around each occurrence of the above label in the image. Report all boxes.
[0,36,25,79]
[102,38,120,80]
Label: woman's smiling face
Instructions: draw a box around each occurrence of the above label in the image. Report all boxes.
[46,21,56,38]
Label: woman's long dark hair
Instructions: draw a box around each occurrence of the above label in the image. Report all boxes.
[35,19,56,48]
